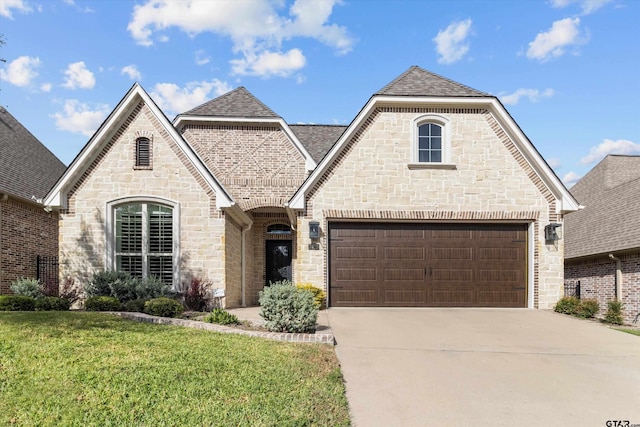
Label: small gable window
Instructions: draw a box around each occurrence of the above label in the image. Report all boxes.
[409,114,454,169]
[267,224,292,234]
[135,137,151,168]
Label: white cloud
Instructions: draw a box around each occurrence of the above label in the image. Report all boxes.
[433,19,473,65]
[580,139,640,165]
[500,88,554,105]
[195,50,210,66]
[127,0,353,78]
[562,171,582,187]
[231,48,306,78]
[51,99,109,136]
[0,0,32,18]
[150,79,232,115]
[547,157,562,169]
[40,82,52,92]
[62,61,96,89]
[550,0,613,15]
[0,56,41,87]
[121,65,142,80]
[527,17,587,61]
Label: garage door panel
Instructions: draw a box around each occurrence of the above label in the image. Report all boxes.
[329,222,527,308]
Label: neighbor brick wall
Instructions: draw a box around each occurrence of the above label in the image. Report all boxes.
[565,253,640,324]
[296,107,562,309]
[0,197,59,293]
[59,101,226,294]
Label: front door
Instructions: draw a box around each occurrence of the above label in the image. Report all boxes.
[265,240,292,285]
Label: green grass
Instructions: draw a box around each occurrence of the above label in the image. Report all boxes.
[0,312,350,426]
[615,328,640,336]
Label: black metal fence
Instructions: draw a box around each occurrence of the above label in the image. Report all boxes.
[564,280,581,299]
[37,256,59,296]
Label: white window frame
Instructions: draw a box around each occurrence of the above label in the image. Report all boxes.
[408,114,455,169]
[105,196,180,289]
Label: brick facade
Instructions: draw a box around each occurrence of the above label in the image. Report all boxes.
[295,108,563,309]
[565,253,640,324]
[0,197,59,293]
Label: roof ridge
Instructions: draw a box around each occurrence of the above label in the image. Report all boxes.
[181,86,280,118]
[375,65,488,97]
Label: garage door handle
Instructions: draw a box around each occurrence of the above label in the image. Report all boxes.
[425,267,432,277]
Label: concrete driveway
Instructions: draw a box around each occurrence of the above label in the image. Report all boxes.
[327,309,640,427]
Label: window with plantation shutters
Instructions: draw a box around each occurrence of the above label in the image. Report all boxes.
[115,203,173,284]
[135,137,151,167]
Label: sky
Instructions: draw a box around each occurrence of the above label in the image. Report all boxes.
[1,0,639,187]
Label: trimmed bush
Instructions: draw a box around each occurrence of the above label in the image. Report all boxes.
[144,297,184,318]
[576,299,599,319]
[10,278,43,299]
[604,300,624,325]
[296,283,327,309]
[0,295,36,311]
[35,297,71,311]
[554,296,580,315]
[123,299,148,313]
[204,308,239,325]
[85,296,122,312]
[259,281,318,333]
[555,297,600,319]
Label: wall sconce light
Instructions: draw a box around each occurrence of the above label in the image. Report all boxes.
[544,223,562,242]
[309,221,320,239]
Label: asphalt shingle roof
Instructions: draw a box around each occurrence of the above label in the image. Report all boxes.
[289,124,347,162]
[376,66,489,97]
[0,107,66,202]
[182,87,280,118]
[564,155,640,259]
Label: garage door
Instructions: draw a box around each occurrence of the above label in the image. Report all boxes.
[329,222,527,307]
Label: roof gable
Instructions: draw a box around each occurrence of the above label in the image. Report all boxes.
[44,83,234,209]
[183,87,280,118]
[565,155,640,258]
[289,124,347,162]
[0,107,66,201]
[375,66,488,97]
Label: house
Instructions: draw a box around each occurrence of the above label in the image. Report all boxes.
[0,107,66,293]
[564,155,640,324]
[44,66,580,309]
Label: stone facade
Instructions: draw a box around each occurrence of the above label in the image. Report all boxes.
[59,102,226,298]
[565,253,640,324]
[0,197,59,293]
[295,108,563,309]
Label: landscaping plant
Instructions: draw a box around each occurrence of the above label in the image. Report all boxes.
[204,308,239,325]
[0,295,35,311]
[259,280,318,333]
[554,297,599,319]
[604,300,624,325]
[85,270,171,303]
[296,282,327,309]
[34,296,71,311]
[144,297,184,318]
[84,296,122,311]
[183,277,209,311]
[9,277,43,299]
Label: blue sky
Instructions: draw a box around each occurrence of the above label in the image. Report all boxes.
[1,0,638,186]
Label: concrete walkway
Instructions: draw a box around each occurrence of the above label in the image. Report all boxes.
[327,308,640,427]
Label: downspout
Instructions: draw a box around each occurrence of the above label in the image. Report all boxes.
[608,254,622,301]
[241,222,252,307]
[284,204,297,231]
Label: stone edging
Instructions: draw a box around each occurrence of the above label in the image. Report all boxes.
[112,312,335,345]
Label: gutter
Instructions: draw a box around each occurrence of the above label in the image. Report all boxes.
[284,204,297,230]
[608,254,623,301]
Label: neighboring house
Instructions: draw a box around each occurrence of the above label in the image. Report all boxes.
[0,107,67,293]
[44,66,579,309]
[564,155,640,324]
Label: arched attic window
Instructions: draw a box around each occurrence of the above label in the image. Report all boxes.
[267,224,292,235]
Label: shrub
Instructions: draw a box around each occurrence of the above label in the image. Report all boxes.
[35,297,71,311]
[296,283,327,309]
[554,296,580,315]
[204,308,239,325]
[10,278,43,299]
[144,297,184,318]
[85,270,171,303]
[576,299,599,319]
[604,300,624,325]
[84,296,122,311]
[184,277,209,311]
[59,277,81,305]
[0,295,35,311]
[123,298,148,313]
[85,270,132,299]
[134,276,172,301]
[259,281,318,333]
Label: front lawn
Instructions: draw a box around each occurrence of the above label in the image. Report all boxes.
[0,312,350,426]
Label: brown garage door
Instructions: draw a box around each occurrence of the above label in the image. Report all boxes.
[329,222,527,308]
